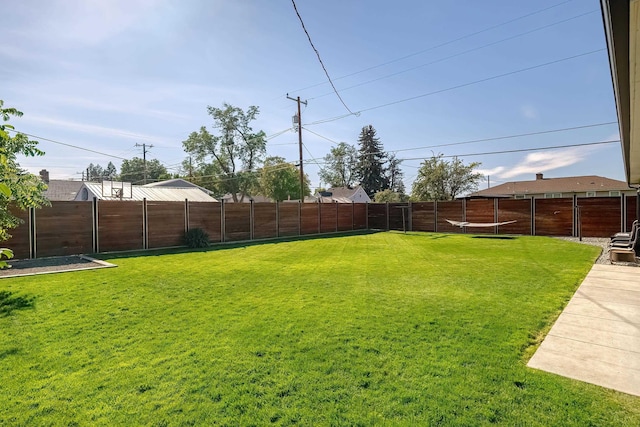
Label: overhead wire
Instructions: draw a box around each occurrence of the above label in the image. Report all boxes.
[288,0,576,94]
[290,0,356,115]
[308,9,597,100]
[304,48,605,126]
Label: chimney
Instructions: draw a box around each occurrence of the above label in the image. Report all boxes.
[535,173,543,180]
[39,169,50,183]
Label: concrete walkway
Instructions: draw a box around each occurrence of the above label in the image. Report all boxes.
[528,264,640,396]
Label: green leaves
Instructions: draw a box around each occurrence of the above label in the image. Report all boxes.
[0,182,11,197]
[0,100,49,245]
[411,154,482,201]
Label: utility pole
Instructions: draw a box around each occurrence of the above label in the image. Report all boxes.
[135,143,153,184]
[287,94,307,202]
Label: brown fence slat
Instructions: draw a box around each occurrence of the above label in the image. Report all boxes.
[578,197,621,237]
[3,206,31,259]
[436,200,463,233]
[411,202,435,232]
[300,203,319,235]
[147,201,185,248]
[337,203,353,231]
[253,203,277,239]
[224,203,251,241]
[497,199,531,235]
[353,204,367,229]
[320,203,338,233]
[388,203,408,231]
[98,201,144,252]
[465,199,494,234]
[278,203,299,237]
[534,198,573,236]
[189,202,222,242]
[367,203,387,229]
[36,201,93,257]
[626,196,638,231]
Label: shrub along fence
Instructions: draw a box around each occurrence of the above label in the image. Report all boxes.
[4,195,637,259]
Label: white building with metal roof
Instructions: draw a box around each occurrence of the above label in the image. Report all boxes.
[74,182,218,202]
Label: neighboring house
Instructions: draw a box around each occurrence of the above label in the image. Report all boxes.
[467,174,635,199]
[74,182,218,202]
[308,186,371,203]
[220,193,274,203]
[39,169,85,201]
[142,178,215,196]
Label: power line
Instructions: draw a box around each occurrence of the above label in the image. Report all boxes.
[359,49,605,114]
[308,9,597,100]
[289,0,576,94]
[7,128,129,160]
[401,139,620,161]
[290,0,356,116]
[302,127,340,145]
[390,121,618,153]
[304,48,605,126]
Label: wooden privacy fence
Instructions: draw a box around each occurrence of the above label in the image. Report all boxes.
[383,196,637,238]
[4,195,638,259]
[5,199,369,259]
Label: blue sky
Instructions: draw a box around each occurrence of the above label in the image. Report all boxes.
[1,0,623,192]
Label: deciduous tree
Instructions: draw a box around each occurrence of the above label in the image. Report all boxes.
[120,157,168,183]
[183,104,266,202]
[0,100,48,265]
[257,156,310,202]
[319,142,357,188]
[411,154,482,201]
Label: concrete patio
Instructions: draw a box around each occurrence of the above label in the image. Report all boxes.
[528,263,640,396]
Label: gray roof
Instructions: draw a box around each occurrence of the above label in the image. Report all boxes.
[469,175,632,197]
[44,180,85,201]
[142,179,214,195]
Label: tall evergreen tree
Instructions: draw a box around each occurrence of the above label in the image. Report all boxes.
[355,125,388,196]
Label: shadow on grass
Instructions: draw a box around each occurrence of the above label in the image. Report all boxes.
[0,290,35,317]
[96,229,380,261]
[472,235,517,240]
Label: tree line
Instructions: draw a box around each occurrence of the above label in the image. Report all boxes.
[1,99,484,264]
[84,103,483,202]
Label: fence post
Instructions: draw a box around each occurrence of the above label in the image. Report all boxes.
[571,194,579,237]
[185,199,189,233]
[408,201,413,231]
[386,202,390,230]
[494,198,498,235]
[462,199,467,234]
[29,207,36,259]
[276,201,280,237]
[250,199,254,241]
[531,198,536,236]
[335,202,338,232]
[365,202,369,230]
[298,201,302,236]
[317,202,321,234]
[221,200,226,243]
[434,200,438,232]
[93,197,99,253]
[143,198,148,249]
[352,201,355,230]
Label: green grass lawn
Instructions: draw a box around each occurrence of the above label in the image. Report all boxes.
[1,232,638,426]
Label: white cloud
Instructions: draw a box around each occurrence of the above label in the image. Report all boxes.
[475,166,505,176]
[13,0,165,47]
[23,115,172,146]
[497,147,590,179]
